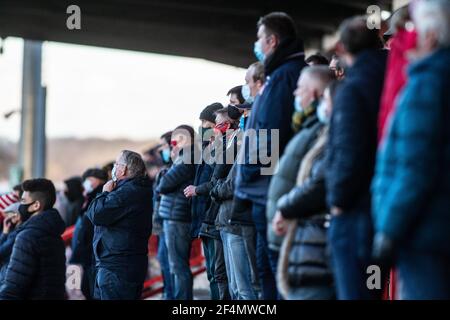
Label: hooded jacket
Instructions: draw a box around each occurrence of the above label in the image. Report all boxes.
[0,209,66,300]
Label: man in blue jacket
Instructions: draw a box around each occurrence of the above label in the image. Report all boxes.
[372,0,450,299]
[87,150,153,300]
[325,16,386,300]
[233,11,307,299]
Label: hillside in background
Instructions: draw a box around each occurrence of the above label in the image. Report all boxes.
[0,137,157,183]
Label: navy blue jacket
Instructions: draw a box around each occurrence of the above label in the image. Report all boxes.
[157,153,196,223]
[235,38,307,205]
[326,49,387,212]
[87,176,153,283]
[0,228,21,285]
[0,209,66,300]
[372,47,450,255]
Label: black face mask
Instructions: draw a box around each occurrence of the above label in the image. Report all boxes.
[18,202,36,223]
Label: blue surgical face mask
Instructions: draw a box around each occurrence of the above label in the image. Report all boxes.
[317,99,330,124]
[239,116,246,131]
[253,41,265,62]
[294,96,303,112]
[160,148,171,164]
[241,84,254,103]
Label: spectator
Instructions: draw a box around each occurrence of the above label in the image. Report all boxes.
[87,151,153,300]
[305,53,330,66]
[157,125,198,300]
[238,62,265,131]
[70,168,108,300]
[329,54,345,80]
[378,5,417,143]
[153,130,174,300]
[227,86,245,105]
[266,66,335,255]
[0,203,24,285]
[372,0,450,300]
[194,105,241,300]
[234,11,307,299]
[0,179,66,300]
[184,102,224,300]
[102,161,114,181]
[55,176,84,227]
[325,15,386,300]
[0,185,22,222]
[274,80,339,300]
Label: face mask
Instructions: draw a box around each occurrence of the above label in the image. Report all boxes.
[18,202,36,223]
[294,96,303,112]
[83,180,94,194]
[111,165,118,182]
[317,99,330,124]
[241,85,254,104]
[214,122,230,135]
[160,148,171,164]
[253,41,265,62]
[239,116,246,131]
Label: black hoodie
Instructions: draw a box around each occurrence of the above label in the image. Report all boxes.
[0,209,66,300]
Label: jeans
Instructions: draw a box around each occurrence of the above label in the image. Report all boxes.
[221,228,260,300]
[157,233,174,300]
[251,202,279,300]
[163,220,193,300]
[397,250,450,300]
[202,236,220,300]
[328,209,381,300]
[94,267,143,300]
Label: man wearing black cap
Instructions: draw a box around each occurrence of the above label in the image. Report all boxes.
[70,168,108,300]
[184,102,223,299]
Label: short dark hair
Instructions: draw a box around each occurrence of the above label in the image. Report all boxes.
[339,16,383,55]
[22,178,56,210]
[173,125,195,143]
[120,150,147,178]
[305,53,330,66]
[82,168,108,181]
[160,131,173,145]
[13,184,24,198]
[227,86,245,104]
[257,12,297,42]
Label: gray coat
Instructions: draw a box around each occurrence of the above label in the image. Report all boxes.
[266,115,323,251]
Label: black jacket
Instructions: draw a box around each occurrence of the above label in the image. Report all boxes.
[157,150,196,223]
[277,156,327,219]
[87,176,153,283]
[0,209,66,300]
[70,184,103,266]
[326,49,387,212]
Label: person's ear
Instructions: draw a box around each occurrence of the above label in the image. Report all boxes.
[32,200,42,212]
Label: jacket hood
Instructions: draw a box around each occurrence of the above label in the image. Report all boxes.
[22,208,66,237]
[264,37,305,75]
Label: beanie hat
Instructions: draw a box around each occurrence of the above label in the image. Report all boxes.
[199,103,224,124]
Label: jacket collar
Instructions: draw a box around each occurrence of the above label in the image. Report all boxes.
[264,37,305,75]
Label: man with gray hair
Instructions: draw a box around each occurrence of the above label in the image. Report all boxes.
[87,150,153,300]
[372,0,450,299]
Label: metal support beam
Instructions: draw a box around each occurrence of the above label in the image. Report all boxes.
[19,39,46,180]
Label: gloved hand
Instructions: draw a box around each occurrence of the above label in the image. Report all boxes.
[372,232,396,270]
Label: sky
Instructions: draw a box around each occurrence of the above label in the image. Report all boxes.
[0,37,246,142]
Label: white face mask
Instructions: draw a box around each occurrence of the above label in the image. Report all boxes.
[316,99,330,124]
[241,84,254,103]
[83,180,94,193]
